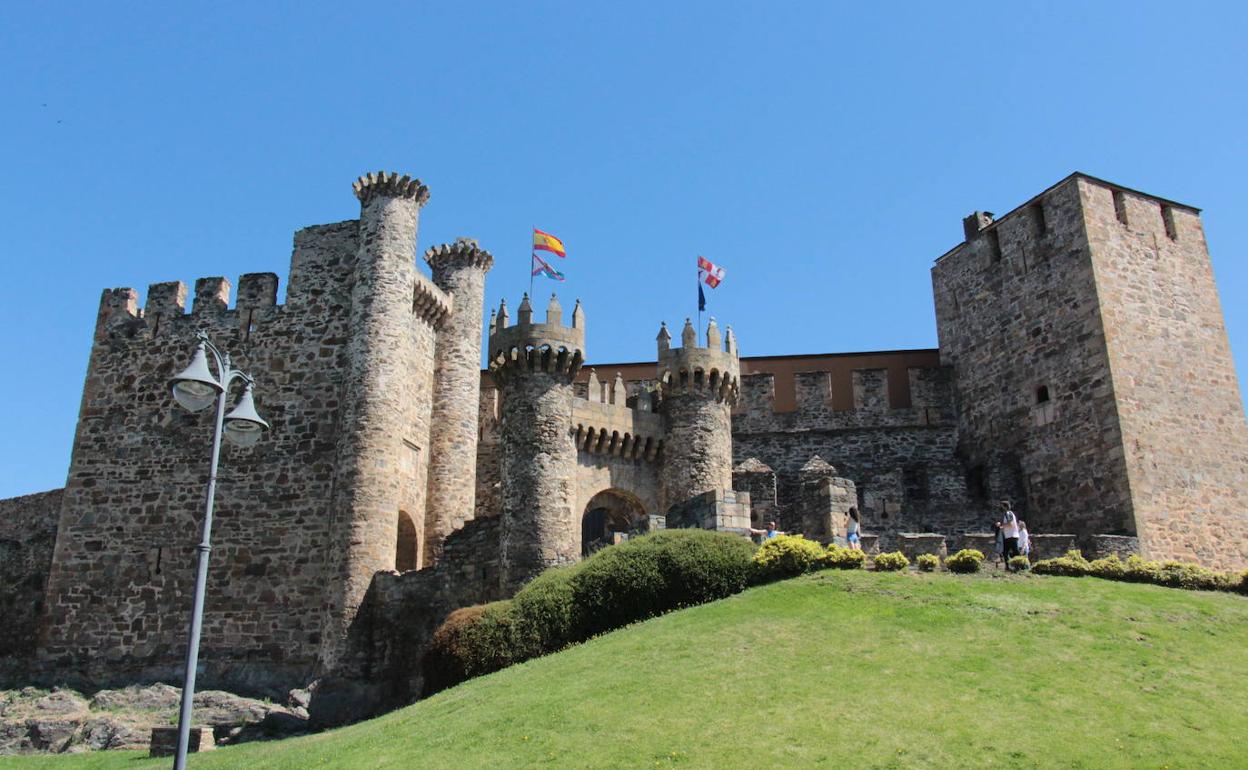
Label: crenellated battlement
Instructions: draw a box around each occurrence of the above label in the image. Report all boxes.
[424,237,494,273]
[657,318,740,404]
[572,398,664,462]
[413,272,452,327]
[352,171,430,205]
[487,293,586,383]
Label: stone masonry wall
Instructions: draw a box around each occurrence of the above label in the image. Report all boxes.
[932,175,1133,538]
[323,175,445,670]
[0,489,62,660]
[731,364,991,548]
[424,240,493,563]
[41,220,359,696]
[1078,179,1248,570]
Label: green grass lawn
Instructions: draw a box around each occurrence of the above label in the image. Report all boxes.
[4,570,1247,769]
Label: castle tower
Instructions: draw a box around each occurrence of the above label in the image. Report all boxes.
[933,173,1248,570]
[657,317,741,511]
[488,293,586,592]
[322,172,450,667]
[424,238,494,564]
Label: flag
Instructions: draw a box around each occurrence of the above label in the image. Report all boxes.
[697,255,726,288]
[698,282,706,312]
[533,228,566,257]
[532,252,566,282]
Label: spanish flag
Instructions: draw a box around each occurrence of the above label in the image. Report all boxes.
[533,228,566,257]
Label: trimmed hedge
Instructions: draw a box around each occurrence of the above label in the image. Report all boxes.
[751,534,826,582]
[1033,550,1240,594]
[873,551,909,571]
[823,543,867,570]
[423,529,756,694]
[945,549,984,574]
[916,553,940,572]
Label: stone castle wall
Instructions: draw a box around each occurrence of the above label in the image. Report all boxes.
[1077,180,1248,569]
[0,489,62,660]
[932,176,1134,538]
[40,221,360,695]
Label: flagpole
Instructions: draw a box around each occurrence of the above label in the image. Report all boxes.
[696,265,702,347]
[529,227,535,299]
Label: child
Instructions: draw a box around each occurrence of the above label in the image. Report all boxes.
[1018,521,1031,560]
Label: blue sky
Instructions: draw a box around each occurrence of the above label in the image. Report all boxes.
[1,1,1245,498]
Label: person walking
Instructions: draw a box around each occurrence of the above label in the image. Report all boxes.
[992,521,1004,568]
[1000,501,1021,570]
[845,507,862,551]
[1018,520,1031,562]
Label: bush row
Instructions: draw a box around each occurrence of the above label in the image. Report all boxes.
[1032,551,1248,594]
[422,529,756,695]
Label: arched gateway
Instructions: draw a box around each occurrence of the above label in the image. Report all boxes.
[580,488,647,556]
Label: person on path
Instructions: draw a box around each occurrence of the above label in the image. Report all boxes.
[748,520,785,542]
[1000,501,1021,569]
[1018,520,1031,561]
[993,521,1004,567]
[845,507,862,551]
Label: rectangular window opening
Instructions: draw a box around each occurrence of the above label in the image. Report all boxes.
[1031,202,1047,235]
[987,228,1002,263]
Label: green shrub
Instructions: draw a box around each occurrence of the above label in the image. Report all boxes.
[916,553,940,572]
[945,549,985,574]
[1153,561,1233,592]
[1033,550,1091,577]
[573,528,756,637]
[751,534,826,582]
[422,602,516,695]
[1240,570,1248,596]
[423,529,757,695]
[873,551,910,571]
[1121,554,1161,584]
[823,543,867,570]
[1008,555,1031,572]
[1088,554,1126,580]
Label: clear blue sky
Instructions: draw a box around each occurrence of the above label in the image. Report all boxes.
[1,1,1245,499]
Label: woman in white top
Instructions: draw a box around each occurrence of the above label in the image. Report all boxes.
[1000,501,1021,569]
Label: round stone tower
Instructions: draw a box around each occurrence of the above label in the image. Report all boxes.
[488,293,586,593]
[424,238,494,564]
[322,172,448,668]
[657,317,741,511]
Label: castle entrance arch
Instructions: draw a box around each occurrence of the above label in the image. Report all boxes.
[581,488,646,556]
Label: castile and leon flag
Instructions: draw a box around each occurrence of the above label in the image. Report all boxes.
[698,255,726,288]
[531,228,567,282]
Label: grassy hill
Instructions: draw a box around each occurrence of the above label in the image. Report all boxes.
[3,570,1246,769]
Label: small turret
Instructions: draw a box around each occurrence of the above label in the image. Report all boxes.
[489,294,588,592]
[656,313,742,513]
[572,299,585,330]
[497,298,509,329]
[488,309,498,335]
[488,292,586,385]
[657,321,671,355]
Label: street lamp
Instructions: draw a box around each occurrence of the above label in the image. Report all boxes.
[168,331,269,770]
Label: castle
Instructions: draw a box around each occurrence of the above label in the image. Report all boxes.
[0,170,1245,717]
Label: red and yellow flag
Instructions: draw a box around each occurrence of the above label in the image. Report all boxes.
[533,228,566,257]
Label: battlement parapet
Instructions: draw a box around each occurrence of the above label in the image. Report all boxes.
[657,318,740,404]
[424,237,494,273]
[488,294,586,383]
[572,398,664,461]
[734,363,954,429]
[352,171,430,206]
[413,272,452,327]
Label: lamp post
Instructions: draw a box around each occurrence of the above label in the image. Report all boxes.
[168,331,269,770]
